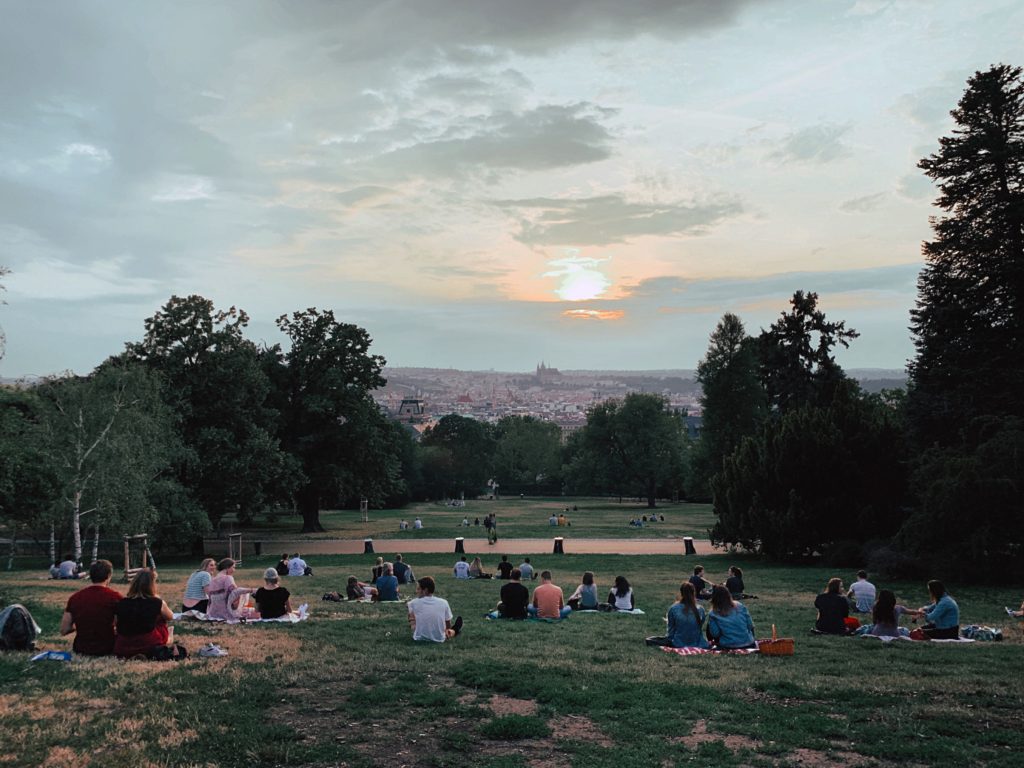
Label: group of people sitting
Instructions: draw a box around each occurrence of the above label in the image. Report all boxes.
[186,557,296,621]
[628,515,665,527]
[547,512,571,526]
[274,553,312,577]
[486,569,638,620]
[815,571,962,640]
[398,518,424,530]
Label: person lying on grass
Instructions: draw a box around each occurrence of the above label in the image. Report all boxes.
[646,581,708,649]
[254,568,293,619]
[374,563,401,601]
[487,568,530,619]
[814,578,851,635]
[114,568,174,659]
[707,585,756,650]
[567,571,599,611]
[528,570,572,619]
[607,575,635,611]
[907,580,960,640]
[207,558,254,621]
[344,576,379,601]
[1010,601,1024,618]
[408,576,462,642]
[469,557,492,579]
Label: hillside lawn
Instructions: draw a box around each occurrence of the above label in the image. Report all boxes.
[238,498,718,541]
[1,551,1022,768]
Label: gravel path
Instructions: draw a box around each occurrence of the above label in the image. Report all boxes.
[236,537,717,556]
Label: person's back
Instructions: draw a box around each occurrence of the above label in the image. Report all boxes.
[453,558,471,579]
[708,602,755,648]
[577,583,599,609]
[375,571,400,601]
[255,569,291,619]
[518,561,534,581]
[62,560,121,656]
[393,560,411,584]
[496,558,513,580]
[58,558,79,580]
[725,574,744,597]
[288,556,307,577]
[499,580,530,619]
[815,581,850,634]
[532,577,565,619]
[849,574,876,613]
[667,602,708,648]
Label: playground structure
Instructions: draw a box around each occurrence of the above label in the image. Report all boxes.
[228,532,243,565]
[360,498,368,523]
[122,534,155,582]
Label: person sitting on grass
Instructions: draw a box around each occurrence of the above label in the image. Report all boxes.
[865,589,912,637]
[453,555,471,580]
[689,565,713,599]
[496,555,514,580]
[52,553,82,580]
[1009,600,1024,618]
[345,576,379,601]
[488,568,530,619]
[607,575,635,611]
[254,568,293,619]
[725,566,745,599]
[469,557,492,579]
[275,554,289,577]
[517,557,535,581]
[113,568,174,659]
[910,580,960,640]
[814,577,851,635]
[371,557,385,581]
[60,559,122,656]
[567,571,599,611]
[528,571,572,619]
[375,563,401,602]
[393,554,415,585]
[206,558,253,621]
[707,585,756,650]
[646,582,708,649]
[548,513,558,526]
[288,553,312,577]
[847,570,877,614]
[182,558,216,614]
[408,576,462,643]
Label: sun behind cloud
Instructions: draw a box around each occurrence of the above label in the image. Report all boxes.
[562,309,625,321]
[543,250,612,301]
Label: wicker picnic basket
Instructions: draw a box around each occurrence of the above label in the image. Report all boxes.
[758,625,795,656]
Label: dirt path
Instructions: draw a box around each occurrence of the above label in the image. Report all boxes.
[232,537,717,556]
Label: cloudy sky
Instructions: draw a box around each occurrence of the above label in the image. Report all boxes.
[1,0,1021,376]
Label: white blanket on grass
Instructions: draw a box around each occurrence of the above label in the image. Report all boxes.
[174,603,309,624]
[574,608,646,615]
[860,634,975,644]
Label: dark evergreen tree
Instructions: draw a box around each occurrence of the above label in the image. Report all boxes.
[691,313,765,499]
[909,64,1024,447]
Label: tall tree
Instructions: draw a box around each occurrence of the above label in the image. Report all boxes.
[758,291,859,413]
[420,414,497,498]
[909,64,1024,447]
[572,393,688,508]
[35,363,179,563]
[124,295,299,526]
[692,313,765,498]
[491,416,562,495]
[274,309,388,532]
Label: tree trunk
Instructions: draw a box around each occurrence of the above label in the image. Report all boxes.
[91,525,100,564]
[49,523,56,567]
[647,479,657,508]
[298,487,325,533]
[72,490,84,564]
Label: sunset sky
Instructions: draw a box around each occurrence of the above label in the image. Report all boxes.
[2,0,1021,376]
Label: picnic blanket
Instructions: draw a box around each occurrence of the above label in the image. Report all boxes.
[859,634,975,644]
[661,646,758,656]
[174,603,310,625]
[574,608,646,615]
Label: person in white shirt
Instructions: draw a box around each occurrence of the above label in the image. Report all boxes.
[453,556,471,579]
[288,553,310,577]
[413,517,423,530]
[408,577,462,643]
[847,570,876,613]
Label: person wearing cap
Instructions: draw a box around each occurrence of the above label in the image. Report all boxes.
[206,558,253,621]
[254,568,293,619]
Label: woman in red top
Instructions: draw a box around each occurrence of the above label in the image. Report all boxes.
[113,569,174,659]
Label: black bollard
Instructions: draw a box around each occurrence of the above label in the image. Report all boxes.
[553,537,564,554]
[364,538,374,554]
[683,536,696,556]
[455,537,465,554]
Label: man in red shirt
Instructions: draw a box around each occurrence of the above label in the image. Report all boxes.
[529,570,572,619]
[60,559,122,655]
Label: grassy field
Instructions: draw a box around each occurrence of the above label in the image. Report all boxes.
[240,498,717,541]
[1,551,1022,768]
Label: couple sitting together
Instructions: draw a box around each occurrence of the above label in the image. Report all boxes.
[487,568,567,619]
[645,583,757,650]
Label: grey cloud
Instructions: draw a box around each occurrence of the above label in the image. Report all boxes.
[494,194,742,247]
[770,123,852,164]
[839,192,887,213]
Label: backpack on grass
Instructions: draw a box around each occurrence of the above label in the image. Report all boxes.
[0,604,42,651]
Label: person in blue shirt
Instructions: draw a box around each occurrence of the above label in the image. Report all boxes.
[374,563,401,602]
[707,586,756,650]
[646,582,708,649]
[912,580,960,640]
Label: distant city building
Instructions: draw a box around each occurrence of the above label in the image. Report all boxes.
[535,361,561,382]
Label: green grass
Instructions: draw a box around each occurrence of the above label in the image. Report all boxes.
[2,552,1022,767]
[239,497,717,541]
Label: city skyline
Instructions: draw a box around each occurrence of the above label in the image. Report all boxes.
[2,1,1022,376]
